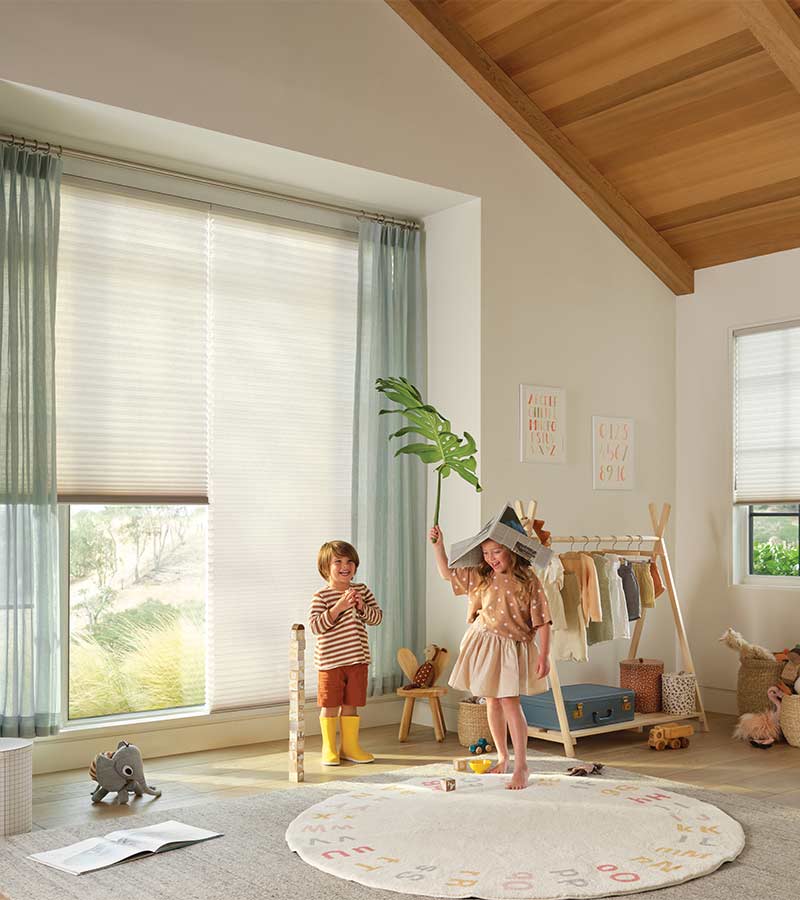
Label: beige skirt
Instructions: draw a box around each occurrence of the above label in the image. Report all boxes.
[448,619,548,699]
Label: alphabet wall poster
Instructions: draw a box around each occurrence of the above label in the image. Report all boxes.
[520,385,566,464]
[592,415,635,490]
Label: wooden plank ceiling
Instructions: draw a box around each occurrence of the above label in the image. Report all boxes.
[387,0,800,295]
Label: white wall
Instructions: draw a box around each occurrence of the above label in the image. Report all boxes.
[677,248,800,714]
[2,0,680,739]
[423,199,483,729]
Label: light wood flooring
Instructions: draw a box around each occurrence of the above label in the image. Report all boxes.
[29,711,800,831]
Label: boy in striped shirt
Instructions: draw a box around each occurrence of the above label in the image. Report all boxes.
[309,540,383,766]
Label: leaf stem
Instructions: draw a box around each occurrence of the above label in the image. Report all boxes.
[433,470,442,532]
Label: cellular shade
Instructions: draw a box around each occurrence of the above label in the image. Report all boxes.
[55,180,209,503]
[734,322,800,504]
[207,208,358,710]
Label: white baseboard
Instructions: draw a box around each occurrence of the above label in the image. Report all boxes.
[33,697,404,775]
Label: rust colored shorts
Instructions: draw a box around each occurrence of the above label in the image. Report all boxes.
[317,663,368,708]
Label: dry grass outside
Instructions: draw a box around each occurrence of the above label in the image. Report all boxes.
[69,617,205,720]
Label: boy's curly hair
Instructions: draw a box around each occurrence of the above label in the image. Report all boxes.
[318,540,360,581]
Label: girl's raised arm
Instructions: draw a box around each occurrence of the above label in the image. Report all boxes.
[429,526,451,580]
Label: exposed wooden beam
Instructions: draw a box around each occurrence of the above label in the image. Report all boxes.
[385,0,694,295]
[737,0,800,95]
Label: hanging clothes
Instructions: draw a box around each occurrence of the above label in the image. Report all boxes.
[551,571,588,662]
[617,560,641,621]
[534,553,567,632]
[560,553,602,624]
[633,561,655,609]
[605,554,631,640]
[650,560,665,599]
[587,554,614,645]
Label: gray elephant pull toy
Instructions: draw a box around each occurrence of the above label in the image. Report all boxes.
[89,740,162,805]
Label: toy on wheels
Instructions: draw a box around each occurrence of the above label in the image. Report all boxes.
[649,722,693,751]
[468,737,494,755]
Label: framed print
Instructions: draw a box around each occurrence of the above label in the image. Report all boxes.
[520,384,566,464]
[593,415,634,490]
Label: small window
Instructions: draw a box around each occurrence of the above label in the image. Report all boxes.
[748,504,799,577]
[67,504,207,721]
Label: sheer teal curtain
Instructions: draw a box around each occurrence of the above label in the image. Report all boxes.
[0,145,62,737]
[353,220,426,696]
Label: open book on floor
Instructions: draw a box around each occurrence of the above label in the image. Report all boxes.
[28,820,223,875]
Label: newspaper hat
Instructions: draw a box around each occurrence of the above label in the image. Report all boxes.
[447,503,553,570]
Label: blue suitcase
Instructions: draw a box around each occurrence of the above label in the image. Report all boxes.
[520,683,635,731]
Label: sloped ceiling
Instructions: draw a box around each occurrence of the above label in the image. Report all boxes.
[388,0,800,295]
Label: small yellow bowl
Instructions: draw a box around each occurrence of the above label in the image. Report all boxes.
[468,758,493,774]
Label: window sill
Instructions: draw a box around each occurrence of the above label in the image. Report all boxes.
[732,576,800,591]
[42,692,401,744]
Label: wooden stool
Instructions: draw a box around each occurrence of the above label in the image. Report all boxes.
[396,647,449,742]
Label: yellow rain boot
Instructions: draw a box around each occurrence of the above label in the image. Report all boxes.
[340,715,374,764]
[319,715,340,766]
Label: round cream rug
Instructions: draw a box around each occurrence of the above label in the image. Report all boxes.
[286,773,745,899]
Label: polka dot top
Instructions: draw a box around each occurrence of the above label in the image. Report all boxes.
[449,567,552,642]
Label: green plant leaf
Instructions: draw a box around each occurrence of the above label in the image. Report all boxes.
[376,376,482,525]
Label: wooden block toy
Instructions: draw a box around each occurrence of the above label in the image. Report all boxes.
[453,757,471,772]
[289,624,307,783]
[439,778,456,791]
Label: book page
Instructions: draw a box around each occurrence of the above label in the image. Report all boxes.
[29,838,147,875]
[105,820,221,853]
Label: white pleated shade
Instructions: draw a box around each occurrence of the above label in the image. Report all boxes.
[56,180,209,502]
[207,209,358,711]
[734,322,800,504]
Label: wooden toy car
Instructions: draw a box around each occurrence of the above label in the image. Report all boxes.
[648,722,693,751]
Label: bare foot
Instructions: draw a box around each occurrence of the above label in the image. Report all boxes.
[506,765,530,790]
[487,757,509,775]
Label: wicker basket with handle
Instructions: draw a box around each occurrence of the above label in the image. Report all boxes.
[780,694,800,748]
[737,658,784,714]
[620,658,664,713]
[457,700,490,747]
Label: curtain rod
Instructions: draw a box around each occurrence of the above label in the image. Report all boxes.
[0,132,422,230]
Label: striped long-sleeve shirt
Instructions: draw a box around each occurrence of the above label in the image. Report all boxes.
[308,583,383,671]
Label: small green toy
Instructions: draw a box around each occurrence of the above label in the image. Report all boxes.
[376,376,482,541]
[469,737,494,755]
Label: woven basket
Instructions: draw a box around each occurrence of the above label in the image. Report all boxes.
[737,658,784,714]
[780,694,800,748]
[457,701,490,748]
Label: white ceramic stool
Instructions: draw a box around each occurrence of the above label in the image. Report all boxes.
[0,738,33,835]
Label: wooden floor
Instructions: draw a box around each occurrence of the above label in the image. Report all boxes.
[30,711,800,831]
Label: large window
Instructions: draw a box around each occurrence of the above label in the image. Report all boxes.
[56,176,358,723]
[733,322,800,582]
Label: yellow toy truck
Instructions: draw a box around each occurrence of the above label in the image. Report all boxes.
[648,722,693,751]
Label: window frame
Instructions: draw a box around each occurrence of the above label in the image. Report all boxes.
[59,502,210,728]
[733,504,800,588]
[730,318,800,589]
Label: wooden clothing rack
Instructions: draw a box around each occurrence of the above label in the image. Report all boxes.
[513,500,709,758]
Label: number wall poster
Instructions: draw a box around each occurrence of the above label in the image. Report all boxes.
[520,385,566,464]
[592,415,634,490]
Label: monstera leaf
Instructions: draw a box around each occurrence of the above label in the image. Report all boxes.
[376,376,482,536]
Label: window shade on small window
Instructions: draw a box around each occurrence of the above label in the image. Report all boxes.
[734,323,800,504]
[207,209,358,711]
[56,180,209,502]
